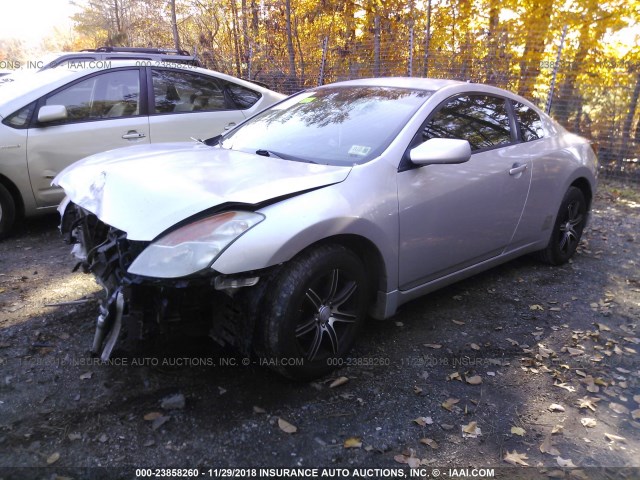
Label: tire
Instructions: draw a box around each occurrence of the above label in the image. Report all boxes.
[258,244,369,381]
[0,183,16,240]
[538,187,587,265]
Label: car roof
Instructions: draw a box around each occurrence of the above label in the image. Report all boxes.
[326,77,467,91]
[323,76,545,113]
[0,60,279,118]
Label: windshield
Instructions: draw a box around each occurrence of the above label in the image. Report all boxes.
[220,86,433,165]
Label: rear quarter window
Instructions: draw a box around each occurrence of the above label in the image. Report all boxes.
[513,102,545,141]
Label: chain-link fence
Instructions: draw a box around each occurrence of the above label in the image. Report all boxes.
[194,16,638,183]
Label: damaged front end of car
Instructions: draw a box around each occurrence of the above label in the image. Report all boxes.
[59,201,270,362]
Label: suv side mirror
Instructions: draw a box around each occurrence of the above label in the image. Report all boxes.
[38,105,68,123]
[409,138,471,166]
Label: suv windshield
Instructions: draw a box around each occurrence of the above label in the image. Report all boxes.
[220,86,433,165]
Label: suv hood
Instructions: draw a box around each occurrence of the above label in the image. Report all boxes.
[54,143,351,241]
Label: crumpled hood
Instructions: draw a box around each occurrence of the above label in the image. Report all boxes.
[54,143,351,241]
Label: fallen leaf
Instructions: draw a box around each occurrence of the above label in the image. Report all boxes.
[424,343,442,349]
[329,376,349,388]
[554,382,576,393]
[530,304,544,311]
[632,409,640,420]
[511,426,526,436]
[67,433,81,441]
[577,397,600,412]
[506,338,520,346]
[79,372,92,380]
[394,454,408,465]
[442,398,460,411]
[420,438,439,449]
[556,457,577,468]
[540,435,560,456]
[552,424,563,435]
[462,421,481,438]
[413,386,423,395]
[253,406,266,414]
[566,347,583,356]
[394,452,420,467]
[440,424,454,430]
[609,403,630,415]
[546,470,566,478]
[343,437,362,448]
[46,452,60,465]
[448,372,462,381]
[581,418,597,428]
[470,343,480,350]
[462,421,477,434]
[635,395,640,404]
[548,404,565,412]
[465,375,482,385]
[413,416,434,427]
[604,433,626,442]
[452,320,465,325]
[151,416,169,431]
[143,412,163,421]
[595,323,611,331]
[504,450,529,466]
[278,417,297,434]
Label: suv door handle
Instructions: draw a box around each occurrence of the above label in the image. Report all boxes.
[122,130,146,140]
[509,163,527,176]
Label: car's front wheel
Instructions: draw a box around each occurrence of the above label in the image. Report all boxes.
[258,244,369,380]
[538,186,587,265]
[0,184,16,240]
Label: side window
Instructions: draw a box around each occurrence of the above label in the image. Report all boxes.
[513,101,545,141]
[44,69,140,122]
[422,95,512,151]
[223,81,261,109]
[3,102,36,129]
[152,69,230,114]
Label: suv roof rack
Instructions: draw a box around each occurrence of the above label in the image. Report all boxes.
[81,47,193,56]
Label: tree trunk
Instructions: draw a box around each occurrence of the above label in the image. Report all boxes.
[373,14,381,77]
[229,0,242,77]
[241,0,250,77]
[169,0,181,51]
[285,0,297,91]
[517,0,553,98]
[619,71,640,166]
[422,0,431,77]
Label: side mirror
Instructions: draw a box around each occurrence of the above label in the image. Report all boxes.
[38,105,68,123]
[409,138,471,166]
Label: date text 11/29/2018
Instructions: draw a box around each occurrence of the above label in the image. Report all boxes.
[135,467,496,478]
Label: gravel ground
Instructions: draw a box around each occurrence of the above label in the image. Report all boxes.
[0,179,638,480]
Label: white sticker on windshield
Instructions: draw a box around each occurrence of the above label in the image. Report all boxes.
[348,145,372,156]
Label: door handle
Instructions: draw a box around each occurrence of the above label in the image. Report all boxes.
[122,131,146,140]
[509,163,527,176]
[223,122,236,131]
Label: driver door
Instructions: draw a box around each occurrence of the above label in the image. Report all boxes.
[397,94,531,290]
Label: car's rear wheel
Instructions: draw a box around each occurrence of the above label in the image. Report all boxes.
[0,184,16,240]
[258,244,369,381]
[538,186,587,265]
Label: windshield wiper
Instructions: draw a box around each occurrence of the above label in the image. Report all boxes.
[256,149,284,159]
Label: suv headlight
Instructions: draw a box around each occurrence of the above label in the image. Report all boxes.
[128,211,264,278]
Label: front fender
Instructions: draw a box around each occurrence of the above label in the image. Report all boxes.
[211,168,400,293]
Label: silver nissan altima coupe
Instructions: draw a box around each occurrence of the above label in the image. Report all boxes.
[54,77,597,380]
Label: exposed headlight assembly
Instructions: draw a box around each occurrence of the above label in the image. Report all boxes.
[128,211,264,278]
